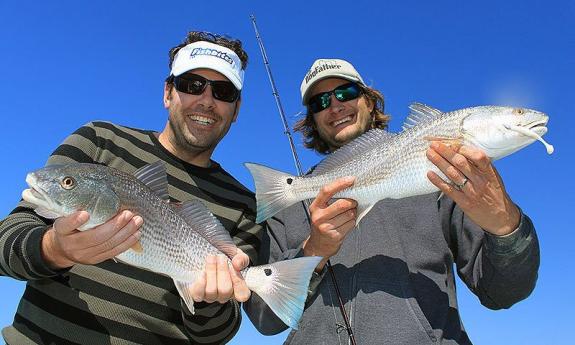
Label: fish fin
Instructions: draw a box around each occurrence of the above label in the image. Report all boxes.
[34,207,61,219]
[130,240,143,253]
[423,136,464,149]
[402,103,444,131]
[173,199,237,259]
[244,163,298,223]
[133,161,170,202]
[174,280,196,314]
[312,129,396,176]
[437,192,445,201]
[356,202,376,225]
[245,256,322,329]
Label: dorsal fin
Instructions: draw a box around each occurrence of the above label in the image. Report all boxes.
[173,199,237,259]
[402,103,444,131]
[133,161,170,202]
[312,129,396,176]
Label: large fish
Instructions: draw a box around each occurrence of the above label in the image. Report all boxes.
[21,161,321,329]
[246,103,554,224]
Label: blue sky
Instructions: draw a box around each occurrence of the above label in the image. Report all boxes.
[1,1,573,344]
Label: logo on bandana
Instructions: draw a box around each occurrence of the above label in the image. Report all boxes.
[304,61,342,84]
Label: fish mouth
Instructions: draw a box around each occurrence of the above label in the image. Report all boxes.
[22,174,51,208]
[526,119,548,136]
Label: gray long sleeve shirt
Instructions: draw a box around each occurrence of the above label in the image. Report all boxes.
[244,192,539,344]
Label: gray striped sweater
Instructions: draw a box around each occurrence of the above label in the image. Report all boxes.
[0,121,263,345]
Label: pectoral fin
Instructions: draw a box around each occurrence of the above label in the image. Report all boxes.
[356,202,376,225]
[174,280,196,314]
[130,241,143,253]
[423,136,464,150]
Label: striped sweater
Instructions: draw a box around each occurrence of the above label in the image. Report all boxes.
[0,121,262,345]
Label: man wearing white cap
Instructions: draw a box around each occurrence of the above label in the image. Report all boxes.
[248,59,540,344]
[1,31,260,344]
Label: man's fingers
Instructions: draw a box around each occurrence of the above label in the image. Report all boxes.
[191,271,207,302]
[79,211,136,245]
[203,255,218,303]
[311,176,356,209]
[427,143,471,184]
[53,211,90,235]
[230,268,251,302]
[81,216,143,257]
[320,207,356,230]
[231,249,250,271]
[457,145,492,172]
[216,255,233,303]
[427,171,463,202]
[87,230,142,264]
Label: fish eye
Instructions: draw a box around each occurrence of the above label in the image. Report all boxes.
[514,108,524,115]
[60,176,76,190]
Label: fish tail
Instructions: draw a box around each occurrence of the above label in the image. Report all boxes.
[244,256,322,329]
[244,163,298,223]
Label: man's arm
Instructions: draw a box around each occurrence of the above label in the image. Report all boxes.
[429,142,540,308]
[244,177,357,334]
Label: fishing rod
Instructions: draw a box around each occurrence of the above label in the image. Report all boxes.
[250,15,357,345]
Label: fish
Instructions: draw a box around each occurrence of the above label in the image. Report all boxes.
[21,161,322,329]
[245,103,554,224]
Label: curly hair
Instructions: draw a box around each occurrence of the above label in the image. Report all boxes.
[294,84,391,155]
[165,31,248,82]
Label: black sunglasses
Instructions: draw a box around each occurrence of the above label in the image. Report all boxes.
[172,73,240,103]
[307,82,362,113]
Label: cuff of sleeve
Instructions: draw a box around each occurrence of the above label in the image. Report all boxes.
[26,225,72,277]
[483,212,534,256]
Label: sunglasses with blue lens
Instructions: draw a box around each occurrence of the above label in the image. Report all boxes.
[307,82,362,113]
[172,73,240,103]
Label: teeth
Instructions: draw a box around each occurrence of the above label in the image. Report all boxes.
[188,115,215,125]
[333,116,353,127]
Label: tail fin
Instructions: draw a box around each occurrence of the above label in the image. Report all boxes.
[245,256,322,329]
[244,162,298,223]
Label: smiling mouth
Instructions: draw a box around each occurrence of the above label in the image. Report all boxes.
[331,115,355,128]
[188,114,216,126]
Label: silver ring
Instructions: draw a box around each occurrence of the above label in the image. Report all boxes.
[456,177,469,190]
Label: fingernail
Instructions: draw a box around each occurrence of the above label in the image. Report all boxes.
[206,255,216,264]
[430,142,439,149]
[133,216,143,227]
[217,255,227,264]
[134,231,141,239]
[77,211,89,223]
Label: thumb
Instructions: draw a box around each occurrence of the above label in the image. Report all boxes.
[54,211,90,235]
[231,248,250,271]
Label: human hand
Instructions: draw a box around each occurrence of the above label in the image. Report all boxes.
[41,210,143,269]
[190,248,251,304]
[303,176,357,271]
[426,142,520,236]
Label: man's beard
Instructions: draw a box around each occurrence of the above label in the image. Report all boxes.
[168,109,218,153]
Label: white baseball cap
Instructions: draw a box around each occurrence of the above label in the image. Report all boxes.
[300,58,365,104]
[170,41,244,90]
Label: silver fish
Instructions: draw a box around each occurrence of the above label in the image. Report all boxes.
[21,161,321,329]
[246,103,554,224]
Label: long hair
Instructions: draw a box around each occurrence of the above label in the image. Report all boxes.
[294,85,390,155]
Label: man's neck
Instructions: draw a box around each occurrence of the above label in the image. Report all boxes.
[157,132,213,168]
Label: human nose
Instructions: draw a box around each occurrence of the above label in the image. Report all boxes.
[196,84,216,109]
[326,94,345,113]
